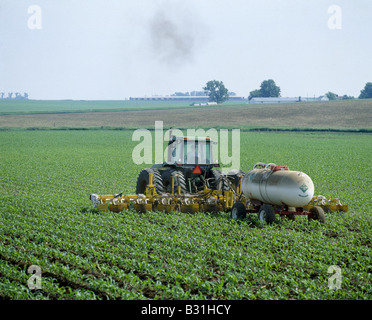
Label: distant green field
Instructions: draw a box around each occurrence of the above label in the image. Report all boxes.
[0,130,370,299]
[0,99,242,115]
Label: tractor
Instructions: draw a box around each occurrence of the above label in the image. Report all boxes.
[135,134,228,195]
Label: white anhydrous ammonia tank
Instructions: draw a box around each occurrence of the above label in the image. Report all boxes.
[241,163,314,207]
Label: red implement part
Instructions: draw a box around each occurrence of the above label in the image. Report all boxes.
[272,165,289,171]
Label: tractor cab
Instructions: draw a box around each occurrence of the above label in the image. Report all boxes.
[166,135,218,168]
[147,135,222,194]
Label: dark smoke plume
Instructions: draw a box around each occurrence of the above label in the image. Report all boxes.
[148,10,203,67]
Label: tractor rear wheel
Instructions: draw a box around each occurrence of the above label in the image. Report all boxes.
[161,169,187,194]
[136,168,164,194]
[227,169,245,191]
[207,169,227,191]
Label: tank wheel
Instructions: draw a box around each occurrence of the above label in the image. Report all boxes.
[161,169,187,194]
[231,202,246,219]
[258,204,276,224]
[136,168,164,194]
[308,206,325,223]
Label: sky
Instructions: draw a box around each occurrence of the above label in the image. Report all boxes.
[0,0,371,100]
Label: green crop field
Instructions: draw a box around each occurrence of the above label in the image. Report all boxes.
[0,130,371,300]
[0,99,242,115]
[0,99,190,114]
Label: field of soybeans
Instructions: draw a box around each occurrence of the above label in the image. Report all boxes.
[0,128,371,300]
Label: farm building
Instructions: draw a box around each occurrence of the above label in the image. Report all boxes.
[249,97,301,104]
[249,96,329,104]
[130,96,209,101]
[318,96,330,101]
[129,96,246,102]
[190,102,218,106]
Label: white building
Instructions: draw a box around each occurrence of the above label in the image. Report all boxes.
[249,96,329,104]
[249,97,301,104]
[129,96,246,102]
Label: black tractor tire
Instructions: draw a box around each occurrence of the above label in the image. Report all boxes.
[161,169,187,194]
[258,204,276,224]
[231,202,247,219]
[227,169,245,191]
[207,169,228,191]
[135,168,164,194]
[309,206,325,223]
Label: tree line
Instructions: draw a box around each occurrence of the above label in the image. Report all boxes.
[0,92,29,100]
[202,80,372,104]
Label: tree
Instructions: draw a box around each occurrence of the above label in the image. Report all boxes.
[342,94,354,100]
[248,89,261,100]
[359,82,372,99]
[326,91,338,100]
[248,79,281,100]
[260,79,281,97]
[203,80,229,104]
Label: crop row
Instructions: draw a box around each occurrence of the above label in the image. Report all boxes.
[1,202,370,299]
[0,130,371,299]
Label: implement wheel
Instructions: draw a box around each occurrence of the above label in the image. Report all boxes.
[309,206,325,223]
[231,202,246,220]
[258,204,276,224]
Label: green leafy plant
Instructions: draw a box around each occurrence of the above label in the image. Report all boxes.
[0,130,370,300]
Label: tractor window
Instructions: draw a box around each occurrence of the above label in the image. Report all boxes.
[184,140,196,164]
[171,144,176,157]
[197,140,206,164]
[198,140,211,164]
[183,139,211,164]
[206,141,211,164]
[167,140,184,164]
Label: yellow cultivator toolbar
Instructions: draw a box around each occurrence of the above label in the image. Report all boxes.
[90,173,235,214]
[90,171,348,224]
[304,195,348,213]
